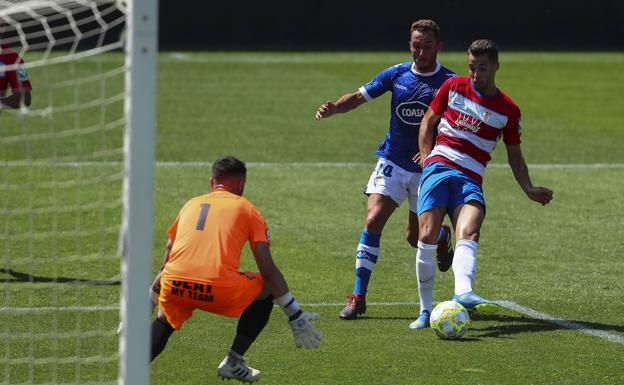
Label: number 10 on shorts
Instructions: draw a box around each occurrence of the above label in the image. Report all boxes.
[377,163,394,178]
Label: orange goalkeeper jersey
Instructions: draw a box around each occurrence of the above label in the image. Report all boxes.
[163,190,270,285]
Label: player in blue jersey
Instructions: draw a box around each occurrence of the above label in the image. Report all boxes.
[315,19,456,320]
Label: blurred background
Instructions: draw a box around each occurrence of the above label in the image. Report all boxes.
[158,0,624,51]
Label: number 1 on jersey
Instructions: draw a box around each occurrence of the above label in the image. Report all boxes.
[195,203,211,230]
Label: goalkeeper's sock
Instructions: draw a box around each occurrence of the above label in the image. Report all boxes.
[452,239,478,295]
[150,317,174,361]
[353,230,380,295]
[416,241,437,313]
[231,296,274,356]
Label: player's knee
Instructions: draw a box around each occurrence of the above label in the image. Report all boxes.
[456,228,480,242]
[418,221,440,244]
[418,227,440,245]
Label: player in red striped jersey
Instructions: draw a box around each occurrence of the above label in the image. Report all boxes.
[409,39,553,329]
[0,20,32,110]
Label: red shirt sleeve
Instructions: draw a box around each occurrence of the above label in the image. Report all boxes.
[502,107,522,145]
[429,77,453,116]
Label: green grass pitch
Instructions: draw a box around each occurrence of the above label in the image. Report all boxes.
[2,51,624,384]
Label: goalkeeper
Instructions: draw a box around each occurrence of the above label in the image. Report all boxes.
[0,20,32,109]
[149,156,321,383]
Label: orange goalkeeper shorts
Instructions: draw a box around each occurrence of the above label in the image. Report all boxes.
[159,272,264,330]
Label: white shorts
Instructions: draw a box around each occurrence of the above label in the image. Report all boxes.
[365,158,422,213]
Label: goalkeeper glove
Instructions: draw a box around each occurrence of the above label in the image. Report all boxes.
[289,312,322,349]
[275,292,322,349]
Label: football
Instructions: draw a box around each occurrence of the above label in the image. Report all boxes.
[430,301,470,340]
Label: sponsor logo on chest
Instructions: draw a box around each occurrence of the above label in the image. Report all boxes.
[396,100,428,126]
[455,112,483,133]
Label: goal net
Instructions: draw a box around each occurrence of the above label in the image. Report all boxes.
[0,1,156,384]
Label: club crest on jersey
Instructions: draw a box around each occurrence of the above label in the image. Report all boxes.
[396,100,428,126]
[455,112,483,133]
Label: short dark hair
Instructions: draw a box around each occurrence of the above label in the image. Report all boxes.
[212,156,246,180]
[468,39,498,63]
[410,19,441,41]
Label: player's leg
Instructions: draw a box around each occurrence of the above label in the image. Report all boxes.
[449,202,497,313]
[342,159,408,319]
[405,175,454,272]
[408,163,452,329]
[218,274,267,382]
[409,206,446,329]
[150,274,192,361]
[229,288,273,362]
[340,192,397,320]
[150,309,175,361]
[407,211,454,271]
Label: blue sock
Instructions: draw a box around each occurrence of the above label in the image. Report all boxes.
[353,230,381,295]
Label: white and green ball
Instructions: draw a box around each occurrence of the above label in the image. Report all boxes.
[430,300,470,340]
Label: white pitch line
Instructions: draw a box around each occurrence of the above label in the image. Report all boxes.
[301,301,418,307]
[497,300,624,346]
[3,300,623,346]
[4,161,624,169]
[0,305,118,313]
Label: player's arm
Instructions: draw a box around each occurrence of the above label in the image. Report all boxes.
[505,144,553,206]
[252,241,290,298]
[315,90,367,120]
[149,238,173,307]
[0,90,31,109]
[252,242,322,349]
[416,108,442,167]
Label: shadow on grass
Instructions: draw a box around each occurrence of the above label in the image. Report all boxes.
[356,316,416,321]
[470,313,624,337]
[332,312,624,340]
[0,268,120,286]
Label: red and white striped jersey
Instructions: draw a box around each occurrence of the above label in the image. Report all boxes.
[425,76,521,184]
[0,44,32,97]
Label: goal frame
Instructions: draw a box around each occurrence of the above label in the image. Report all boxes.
[119,0,158,384]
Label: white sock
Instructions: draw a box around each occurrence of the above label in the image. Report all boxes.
[452,239,479,295]
[416,241,437,313]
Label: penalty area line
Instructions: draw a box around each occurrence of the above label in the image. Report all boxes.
[300,300,624,346]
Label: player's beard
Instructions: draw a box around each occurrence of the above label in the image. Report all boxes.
[413,54,435,73]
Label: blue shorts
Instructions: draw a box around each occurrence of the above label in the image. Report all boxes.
[416,162,485,216]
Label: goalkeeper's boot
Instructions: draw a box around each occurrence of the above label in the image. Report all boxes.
[217,356,261,383]
[436,224,454,272]
[452,291,499,314]
[408,309,431,330]
[339,294,366,320]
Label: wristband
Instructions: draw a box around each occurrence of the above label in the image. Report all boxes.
[275,292,303,321]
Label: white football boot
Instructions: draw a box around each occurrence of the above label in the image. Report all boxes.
[217,356,262,383]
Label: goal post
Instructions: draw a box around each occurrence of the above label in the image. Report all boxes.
[118,0,158,384]
[0,1,158,384]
